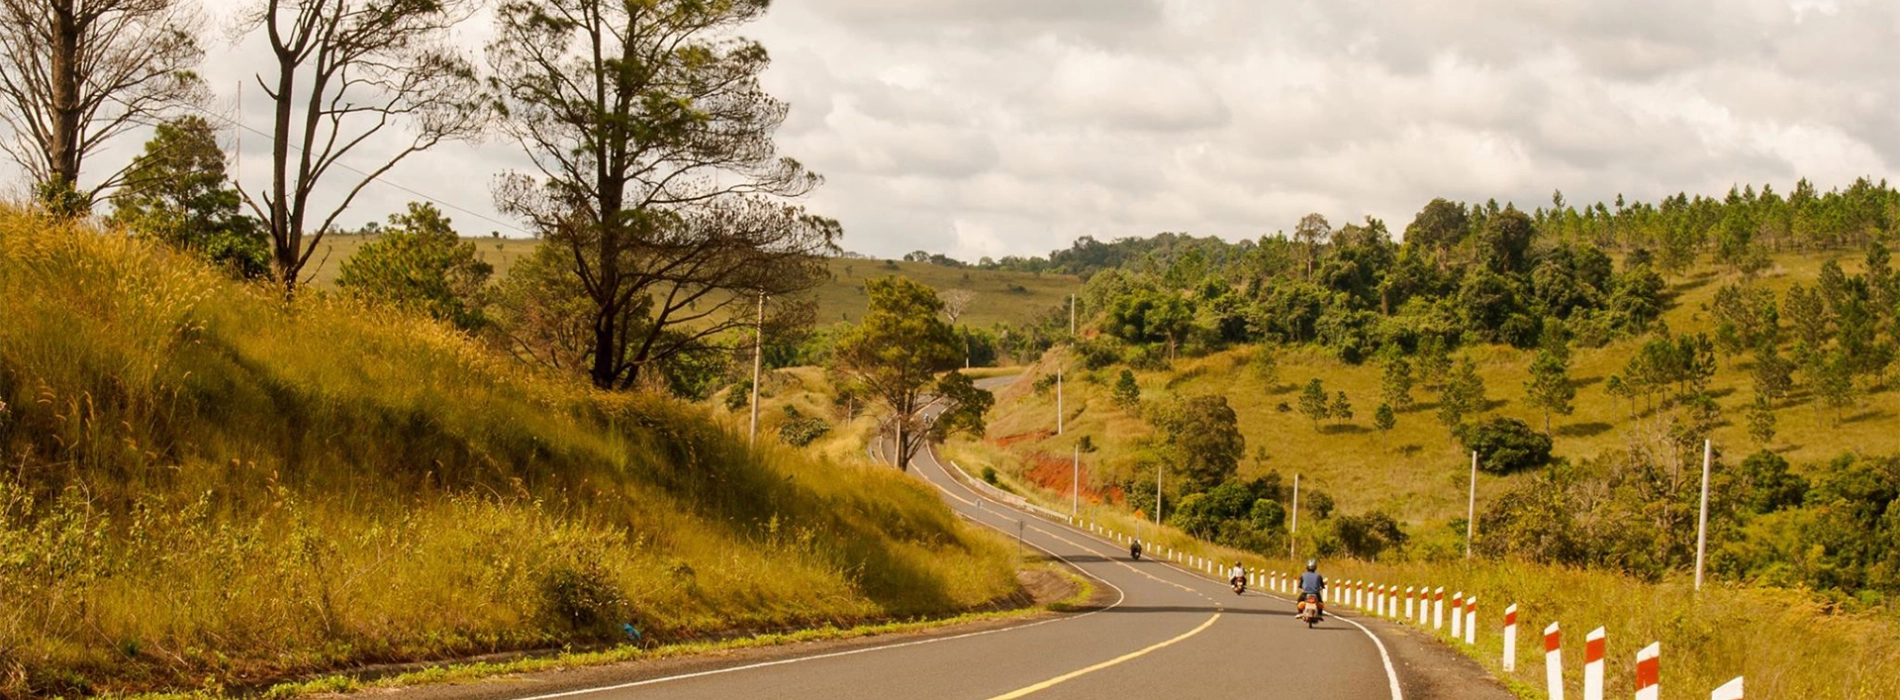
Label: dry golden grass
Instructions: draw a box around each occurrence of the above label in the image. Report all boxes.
[0,207,1019,698]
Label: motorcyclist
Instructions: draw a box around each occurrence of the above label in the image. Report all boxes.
[1228,561,1247,590]
[1129,539,1142,560]
[1296,559,1325,617]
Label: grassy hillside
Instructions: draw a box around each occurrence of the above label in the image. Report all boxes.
[0,209,1019,698]
[817,259,1080,328]
[308,236,1081,330]
[968,252,1900,526]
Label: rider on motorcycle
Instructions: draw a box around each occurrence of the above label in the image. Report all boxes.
[1228,561,1246,589]
[1297,559,1325,617]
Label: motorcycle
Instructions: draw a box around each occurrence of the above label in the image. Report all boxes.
[1129,541,1142,561]
[1230,576,1246,595]
[1296,593,1324,628]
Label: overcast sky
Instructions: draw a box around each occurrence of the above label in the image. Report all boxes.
[15,0,1900,261]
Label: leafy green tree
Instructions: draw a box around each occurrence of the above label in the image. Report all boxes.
[1298,378,1330,430]
[834,277,967,470]
[1403,198,1469,267]
[1785,282,1833,349]
[1437,357,1488,437]
[108,116,267,277]
[1607,263,1667,333]
[337,202,493,330]
[1745,392,1777,447]
[1711,282,1780,358]
[1112,369,1141,409]
[1373,403,1396,435]
[1475,206,1535,274]
[1253,343,1281,390]
[1524,326,1576,434]
[1379,356,1414,412]
[490,0,835,389]
[1150,395,1245,492]
[1330,391,1353,425]
[1461,417,1553,474]
[1751,344,1794,401]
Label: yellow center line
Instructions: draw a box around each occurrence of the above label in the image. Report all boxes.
[981,613,1222,700]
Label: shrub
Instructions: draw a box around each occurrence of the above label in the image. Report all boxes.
[1461,417,1554,474]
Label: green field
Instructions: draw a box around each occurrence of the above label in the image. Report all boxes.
[310,236,1081,329]
[965,251,1900,527]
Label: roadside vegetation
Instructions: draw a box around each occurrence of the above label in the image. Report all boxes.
[0,209,1021,698]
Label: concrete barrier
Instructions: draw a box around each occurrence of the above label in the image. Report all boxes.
[1545,622,1564,700]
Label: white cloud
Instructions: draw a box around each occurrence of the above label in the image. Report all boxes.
[4,0,1895,261]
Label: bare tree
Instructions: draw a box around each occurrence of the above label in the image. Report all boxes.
[240,0,484,292]
[0,0,205,211]
[488,0,833,390]
[940,288,976,367]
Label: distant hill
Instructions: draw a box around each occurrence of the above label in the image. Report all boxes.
[311,235,1083,329]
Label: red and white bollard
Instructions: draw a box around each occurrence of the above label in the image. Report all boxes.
[1502,604,1518,672]
[1711,676,1743,700]
[1405,586,1416,621]
[1545,622,1564,700]
[1583,626,1606,700]
[1635,642,1660,700]
[1463,596,1477,645]
[1450,592,1464,638]
[1384,585,1395,617]
[1433,587,1446,630]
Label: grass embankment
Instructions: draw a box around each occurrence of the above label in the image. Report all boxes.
[978,253,1900,526]
[0,209,1020,698]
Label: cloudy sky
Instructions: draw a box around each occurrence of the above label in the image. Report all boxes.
[14,0,1900,261]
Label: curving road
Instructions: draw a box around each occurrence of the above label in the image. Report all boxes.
[474,408,1456,700]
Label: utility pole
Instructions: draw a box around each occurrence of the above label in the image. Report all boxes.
[748,292,765,447]
[1289,474,1301,560]
[1056,367,1063,435]
[1695,439,1712,591]
[1155,463,1164,526]
[1071,444,1080,517]
[1466,450,1477,560]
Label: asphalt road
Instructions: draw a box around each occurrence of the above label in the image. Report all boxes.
[480,426,1435,699]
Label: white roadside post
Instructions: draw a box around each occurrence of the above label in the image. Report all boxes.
[1405,586,1416,621]
[1463,597,1477,645]
[1544,622,1564,700]
[1433,587,1446,630]
[1450,592,1464,639]
[1502,604,1518,672]
[1695,439,1711,591]
[1635,643,1661,700]
[1583,627,1606,700]
[1467,449,1478,559]
[1711,677,1743,700]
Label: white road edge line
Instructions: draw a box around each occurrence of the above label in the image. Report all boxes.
[919,422,1407,700]
[504,439,1130,700]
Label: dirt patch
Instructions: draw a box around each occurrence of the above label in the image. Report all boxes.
[1021,452,1107,504]
[994,430,1053,448]
[1016,565,1082,608]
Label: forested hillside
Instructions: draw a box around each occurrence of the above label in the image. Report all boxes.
[947,178,1900,606]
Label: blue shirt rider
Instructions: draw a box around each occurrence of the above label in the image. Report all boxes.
[1298,559,1325,614]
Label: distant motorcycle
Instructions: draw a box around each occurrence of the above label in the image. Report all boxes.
[1296,593,1324,628]
[1129,541,1142,561]
[1230,576,1246,595]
